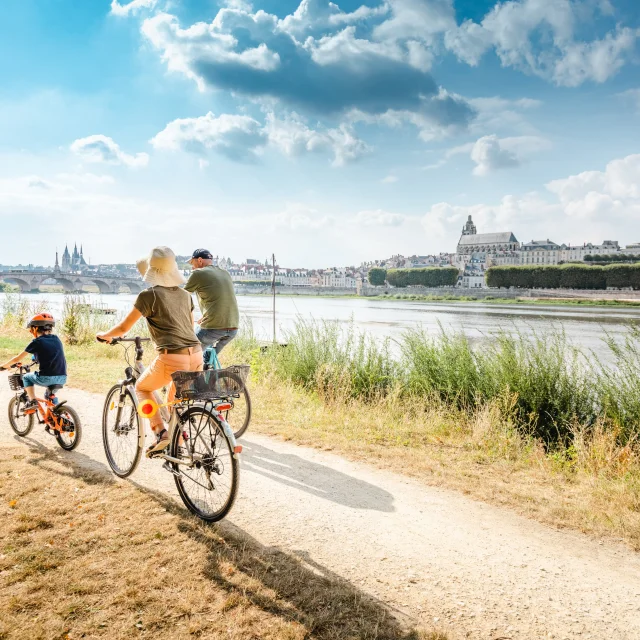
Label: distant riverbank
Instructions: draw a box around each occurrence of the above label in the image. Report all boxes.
[239,288,640,308]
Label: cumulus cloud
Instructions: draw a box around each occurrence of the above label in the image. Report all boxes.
[150,112,268,161]
[546,153,640,218]
[422,153,640,249]
[70,135,149,167]
[110,0,157,17]
[279,0,389,38]
[139,5,475,135]
[152,111,370,166]
[427,134,550,174]
[469,135,550,176]
[445,0,639,87]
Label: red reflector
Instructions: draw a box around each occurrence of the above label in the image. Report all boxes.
[233,445,243,454]
[216,403,232,412]
[141,404,154,415]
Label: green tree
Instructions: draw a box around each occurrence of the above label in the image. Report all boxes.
[367,268,387,286]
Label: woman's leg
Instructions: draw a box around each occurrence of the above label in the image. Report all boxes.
[135,356,172,433]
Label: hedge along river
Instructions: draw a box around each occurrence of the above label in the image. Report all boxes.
[2,291,640,361]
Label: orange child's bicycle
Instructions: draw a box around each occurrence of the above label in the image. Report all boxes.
[5,363,82,451]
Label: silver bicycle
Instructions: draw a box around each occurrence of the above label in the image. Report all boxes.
[100,337,247,522]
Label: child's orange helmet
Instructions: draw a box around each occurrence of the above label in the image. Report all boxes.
[26,313,55,329]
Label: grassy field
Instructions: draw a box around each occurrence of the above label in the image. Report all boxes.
[0,445,439,640]
[1,296,639,551]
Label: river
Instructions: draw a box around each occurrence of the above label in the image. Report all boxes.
[2,292,639,358]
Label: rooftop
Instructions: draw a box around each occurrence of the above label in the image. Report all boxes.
[458,232,518,246]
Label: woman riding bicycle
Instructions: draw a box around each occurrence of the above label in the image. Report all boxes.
[97,246,202,456]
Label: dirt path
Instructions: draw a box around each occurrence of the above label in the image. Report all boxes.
[2,384,639,640]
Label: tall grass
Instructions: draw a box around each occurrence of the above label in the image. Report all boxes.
[238,319,640,445]
[0,292,149,346]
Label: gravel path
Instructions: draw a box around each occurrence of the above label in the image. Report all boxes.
[2,384,639,639]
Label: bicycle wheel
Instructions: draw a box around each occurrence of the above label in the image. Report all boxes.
[170,406,239,522]
[216,370,252,439]
[102,384,142,478]
[55,405,82,451]
[8,395,34,437]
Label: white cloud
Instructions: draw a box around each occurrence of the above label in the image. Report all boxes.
[445,0,639,87]
[110,0,157,17]
[279,0,389,38]
[470,135,550,176]
[70,135,149,168]
[381,174,398,184]
[152,111,371,166]
[150,112,268,161]
[422,153,640,249]
[373,0,455,43]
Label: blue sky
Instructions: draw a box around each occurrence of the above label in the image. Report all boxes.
[1,0,639,267]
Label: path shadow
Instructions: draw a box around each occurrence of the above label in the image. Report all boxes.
[16,435,115,485]
[241,439,396,512]
[132,482,435,640]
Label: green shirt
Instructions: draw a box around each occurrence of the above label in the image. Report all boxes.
[134,286,200,352]
[184,266,239,330]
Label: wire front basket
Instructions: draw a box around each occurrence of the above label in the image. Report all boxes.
[172,365,250,401]
[8,373,24,391]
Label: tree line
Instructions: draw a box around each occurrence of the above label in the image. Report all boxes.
[584,253,640,263]
[368,267,458,288]
[486,264,640,289]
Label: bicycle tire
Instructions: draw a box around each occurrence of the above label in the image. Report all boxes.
[171,406,239,522]
[216,370,252,439]
[102,384,142,478]
[8,395,34,437]
[55,405,82,451]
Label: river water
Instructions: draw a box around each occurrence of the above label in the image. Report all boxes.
[2,292,639,359]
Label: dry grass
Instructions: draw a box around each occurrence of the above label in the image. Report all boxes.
[0,444,441,640]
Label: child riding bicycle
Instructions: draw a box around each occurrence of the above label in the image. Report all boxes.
[0,313,67,410]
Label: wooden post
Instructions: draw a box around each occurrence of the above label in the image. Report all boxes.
[272,253,276,343]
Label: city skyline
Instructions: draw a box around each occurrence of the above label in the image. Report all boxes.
[1,0,639,267]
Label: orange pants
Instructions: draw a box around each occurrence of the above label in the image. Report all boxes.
[135,348,202,430]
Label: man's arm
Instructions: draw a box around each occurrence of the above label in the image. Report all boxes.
[0,351,31,370]
[184,270,199,293]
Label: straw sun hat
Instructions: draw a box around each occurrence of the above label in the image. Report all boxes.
[136,246,185,288]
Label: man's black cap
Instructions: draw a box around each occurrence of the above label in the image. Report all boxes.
[191,248,213,260]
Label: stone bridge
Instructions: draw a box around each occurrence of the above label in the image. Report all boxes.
[0,270,146,294]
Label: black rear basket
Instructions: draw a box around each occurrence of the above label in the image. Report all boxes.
[8,373,24,391]
[172,365,250,401]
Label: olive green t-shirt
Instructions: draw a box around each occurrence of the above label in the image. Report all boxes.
[134,286,200,352]
[184,266,239,330]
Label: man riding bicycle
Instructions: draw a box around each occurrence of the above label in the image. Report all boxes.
[185,248,239,355]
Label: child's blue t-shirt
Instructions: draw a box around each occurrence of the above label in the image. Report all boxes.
[25,335,67,376]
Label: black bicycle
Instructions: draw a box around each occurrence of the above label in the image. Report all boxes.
[100,337,246,522]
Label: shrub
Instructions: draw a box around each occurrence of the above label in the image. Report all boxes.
[367,268,387,286]
[386,267,458,288]
[487,264,640,290]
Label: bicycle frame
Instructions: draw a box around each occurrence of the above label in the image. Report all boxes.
[11,365,66,433]
[110,337,240,468]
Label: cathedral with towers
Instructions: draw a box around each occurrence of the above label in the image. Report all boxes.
[55,244,88,273]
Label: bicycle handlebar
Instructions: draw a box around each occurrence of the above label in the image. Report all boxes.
[97,336,151,345]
